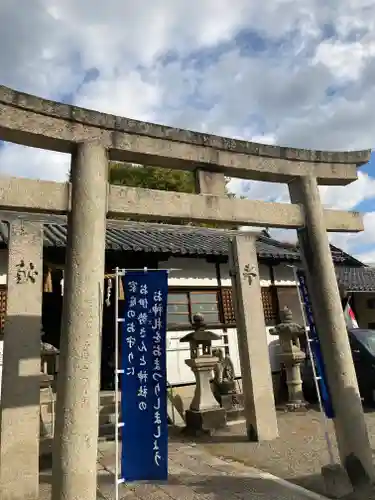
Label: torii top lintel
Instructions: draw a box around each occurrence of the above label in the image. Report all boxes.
[0,85,370,185]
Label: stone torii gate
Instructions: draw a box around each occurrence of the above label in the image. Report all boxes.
[0,85,373,499]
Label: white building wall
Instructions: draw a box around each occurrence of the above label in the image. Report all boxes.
[159,257,230,385]
[0,249,7,400]
[160,257,218,287]
[0,250,7,285]
[159,257,298,386]
[0,250,302,387]
[352,292,375,329]
[273,264,296,285]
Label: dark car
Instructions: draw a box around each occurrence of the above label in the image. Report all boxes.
[302,328,375,406]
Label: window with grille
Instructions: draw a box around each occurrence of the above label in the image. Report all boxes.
[167,289,221,328]
[261,287,278,326]
[221,287,236,324]
[190,291,220,323]
[0,286,7,334]
[167,292,190,326]
[167,286,280,329]
[221,287,279,326]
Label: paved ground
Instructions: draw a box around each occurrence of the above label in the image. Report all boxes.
[39,440,328,500]
[37,406,375,499]
[196,406,375,497]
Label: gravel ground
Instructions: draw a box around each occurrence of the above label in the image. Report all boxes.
[39,440,322,500]
[193,406,375,497]
[36,407,375,499]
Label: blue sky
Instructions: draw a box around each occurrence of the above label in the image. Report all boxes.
[1,0,375,261]
[338,154,375,217]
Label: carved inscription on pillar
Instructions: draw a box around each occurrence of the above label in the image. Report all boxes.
[243,264,257,285]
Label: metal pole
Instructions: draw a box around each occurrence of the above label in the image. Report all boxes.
[114,268,181,276]
[290,265,335,465]
[114,267,120,500]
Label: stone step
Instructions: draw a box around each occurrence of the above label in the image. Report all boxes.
[98,422,118,441]
[41,409,245,443]
[100,391,121,406]
[226,407,244,422]
[41,402,244,425]
[40,391,245,438]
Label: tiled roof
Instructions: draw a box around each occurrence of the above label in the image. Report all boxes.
[0,222,301,260]
[335,266,375,292]
[1,220,374,290]
[0,221,364,265]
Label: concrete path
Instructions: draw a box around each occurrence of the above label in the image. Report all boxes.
[85,441,329,500]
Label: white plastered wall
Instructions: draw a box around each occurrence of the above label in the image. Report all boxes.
[0,249,7,285]
[0,249,7,400]
[160,257,299,386]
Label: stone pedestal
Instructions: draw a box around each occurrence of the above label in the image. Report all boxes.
[187,356,220,411]
[185,407,226,435]
[211,348,244,423]
[184,356,227,435]
[270,307,307,411]
[180,315,227,436]
[321,464,353,498]
[221,393,245,422]
[281,354,307,411]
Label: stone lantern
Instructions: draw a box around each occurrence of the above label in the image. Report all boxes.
[40,340,60,439]
[270,306,307,410]
[180,313,227,434]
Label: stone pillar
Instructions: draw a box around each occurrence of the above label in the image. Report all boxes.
[52,141,108,500]
[229,234,278,441]
[0,220,43,500]
[195,170,226,195]
[289,175,374,484]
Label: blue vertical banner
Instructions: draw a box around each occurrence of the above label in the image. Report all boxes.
[120,270,168,482]
[296,269,335,419]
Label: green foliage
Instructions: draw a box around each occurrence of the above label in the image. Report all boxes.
[69,162,238,228]
[110,163,239,228]
[109,162,197,193]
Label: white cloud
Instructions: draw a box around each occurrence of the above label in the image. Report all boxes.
[320,172,375,210]
[75,73,162,121]
[313,40,375,81]
[0,143,70,182]
[1,0,375,260]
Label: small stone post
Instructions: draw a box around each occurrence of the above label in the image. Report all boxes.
[270,307,307,410]
[180,314,227,435]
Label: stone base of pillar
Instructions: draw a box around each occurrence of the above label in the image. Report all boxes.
[321,464,353,498]
[284,400,308,412]
[183,408,227,437]
[220,393,245,423]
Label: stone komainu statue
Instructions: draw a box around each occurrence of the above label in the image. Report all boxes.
[212,348,236,403]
